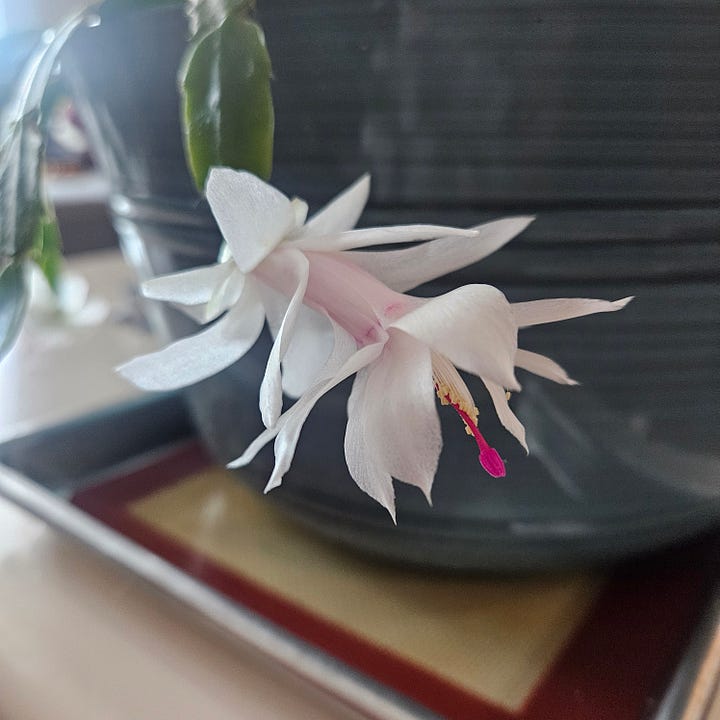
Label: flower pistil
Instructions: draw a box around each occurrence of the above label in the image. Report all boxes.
[432,352,506,478]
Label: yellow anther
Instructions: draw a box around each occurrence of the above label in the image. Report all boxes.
[431,353,479,429]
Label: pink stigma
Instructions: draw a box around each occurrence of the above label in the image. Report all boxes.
[439,391,506,479]
[479,447,506,478]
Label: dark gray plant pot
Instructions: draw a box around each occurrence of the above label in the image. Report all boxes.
[65,2,720,570]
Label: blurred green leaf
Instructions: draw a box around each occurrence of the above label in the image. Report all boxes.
[0,262,29,362]
[180,3,273,191]
[0,16,83,260]
[34,213,63,291]
[0,14,85,360]
[0,114,45,262]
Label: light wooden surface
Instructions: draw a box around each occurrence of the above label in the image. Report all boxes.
[0,250,361,720]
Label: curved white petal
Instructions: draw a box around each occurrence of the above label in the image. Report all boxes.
[344,368,396,520]
[256,256,335,399]
[512,296,633,329]
[236,339,384,492]
[217,242,232,263]
[294,224,478,252]
[201,270,246,323]
[228,319,379,479]
[362,332,441,503]
[515,349,578,385]
[206,168,296,273]
[256,283,288,341]
[178,270,245,325]
[390,285,520,391]
[141,261,234,306]
[290,198,309,227]
[281,306,335,398]
[117,280,265,391]
[482,378,528,452]
[297,174,370,238]
[345,216,535,292]
[175,269,246,325]
[259,251,309,428]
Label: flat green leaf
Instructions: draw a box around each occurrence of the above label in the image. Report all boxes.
[180,9,273,191]
[0,262,29,362]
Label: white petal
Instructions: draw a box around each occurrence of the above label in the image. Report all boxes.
[482,378,528,452]
[141,261,234,305]
[280,306,335,398]
[290,197,309,227]
[256,283,288,340]
[390,285,520,391]
[316,314,360,377]
[244,339,384,492]
[178,271,245,325]
[345,216,534,293]
[512,296,633,329]
[256,259,335,398]
[200,270,246,323]
[206,168,296,273]
[218,242,232,263]
[344,368,396,520]
[117,280,265,391]
[297,174,370,238]
[258,251,309,428]
[294,224,479,252]
[362,332,441,503]
[228,319,379,480]
[515,349,578,385]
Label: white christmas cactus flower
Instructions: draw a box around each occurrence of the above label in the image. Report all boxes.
[118,168,493,426]
[117,168,528,423]
[118,168,632,519]
[229,243,631,519]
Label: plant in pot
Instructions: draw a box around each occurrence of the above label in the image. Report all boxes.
[2,0,719,570]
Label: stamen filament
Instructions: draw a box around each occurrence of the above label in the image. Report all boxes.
[445,395,490,450]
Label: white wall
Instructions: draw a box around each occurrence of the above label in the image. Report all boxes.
[1,0,91,33]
